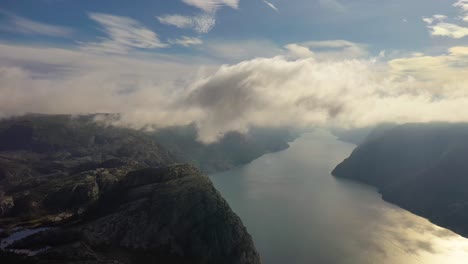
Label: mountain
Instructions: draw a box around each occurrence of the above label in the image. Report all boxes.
[0,114,261,264]
[330,123,396,145]
[332,123,468,237]
[151,124,298,173]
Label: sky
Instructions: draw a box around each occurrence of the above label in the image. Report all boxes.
[1,0,468,141]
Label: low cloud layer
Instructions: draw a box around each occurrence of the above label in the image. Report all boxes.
[2,41,468,142]
[182,48,468,141]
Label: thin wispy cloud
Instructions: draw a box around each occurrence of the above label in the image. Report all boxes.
[0,9,71,37]
[262,0,279,12]
[182,0,239,13]
[319,0,346,12]
[157,13,215,34]
[169,36,203,46]
[157,14,193,28]
[202,39,283,61]
[82,13,167,54]
[157,0,240,34]
[297,40,369,59]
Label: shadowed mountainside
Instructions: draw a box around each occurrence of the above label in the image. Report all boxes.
[151,124,298,173]
[332,123,468,237]
[0,114,261,264]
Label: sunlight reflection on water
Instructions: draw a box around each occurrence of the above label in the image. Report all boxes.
[211,130,468,264]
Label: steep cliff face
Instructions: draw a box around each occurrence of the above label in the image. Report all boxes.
[0,115,261,264]
[332,123,468,237]
[5,165,260,264]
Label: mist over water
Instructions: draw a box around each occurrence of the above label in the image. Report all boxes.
[211,131,468,264]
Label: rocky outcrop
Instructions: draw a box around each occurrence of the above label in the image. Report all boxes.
[332,123,468,237]
[80,164,260,264]
[0,192,14,217]
[0,115,261,263]
[4,165,260,264]
[0,114,176,221]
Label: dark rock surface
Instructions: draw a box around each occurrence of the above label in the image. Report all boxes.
[4,165,260,264]
[0,114,261,264]
[0,114,175,221]
[332,123,468,237]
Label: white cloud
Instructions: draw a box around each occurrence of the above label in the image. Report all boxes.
[262,0,279,12]
[156,14,193,28]
[422,17,434,24]
[424,2,468,39]
[0,43,217,127]
[0,10,71,37]
[170,36,203,46]
[157,13,216,33]
[429,22,468,38]
[298,40,369,59]
[82,13,167,54]
[389,46,468,89]
[157,0,239,34]
[454,0,468,12]
[284,44,315,59]
[423,14,448,26]
[203,39,367,62]
[433,14,448,21]
[182,0,239,13]
[182,47,468,142]
[3,41,468,143]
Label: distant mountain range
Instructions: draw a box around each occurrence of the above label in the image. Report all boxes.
[333,123,468,237]
[0,114,298,263]
[152,124,298,173]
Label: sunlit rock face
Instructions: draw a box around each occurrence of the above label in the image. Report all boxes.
[333,123,468,237]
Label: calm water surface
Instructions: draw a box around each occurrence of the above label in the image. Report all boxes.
[210,131,468,264]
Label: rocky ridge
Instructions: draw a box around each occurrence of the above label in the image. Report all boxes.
[0,114,261,264]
